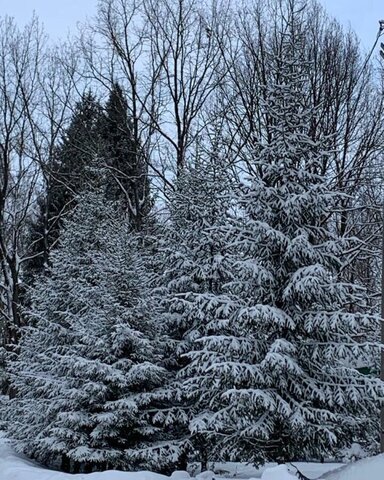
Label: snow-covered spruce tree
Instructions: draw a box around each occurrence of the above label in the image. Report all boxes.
[155,142,235,469]
[3,184,177,473]
[181,0,384,465]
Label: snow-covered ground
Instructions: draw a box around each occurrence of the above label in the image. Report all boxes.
[319,454,384,480]
[205,461,343,479]
[0,438,170,480]
[1,435,383,480]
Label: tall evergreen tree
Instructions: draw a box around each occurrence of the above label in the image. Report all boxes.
[4,185,175,473]
[23,92,103,284]
[179,1,384,465]
[101,83,152,231]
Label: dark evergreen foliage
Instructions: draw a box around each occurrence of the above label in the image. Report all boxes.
[101,83,152,231]
[23,92,103,285]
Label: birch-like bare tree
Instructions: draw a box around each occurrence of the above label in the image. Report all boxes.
[0,17,77,352]
[0,16,44,348]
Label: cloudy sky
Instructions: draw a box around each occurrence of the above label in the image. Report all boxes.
[1,0,383,52]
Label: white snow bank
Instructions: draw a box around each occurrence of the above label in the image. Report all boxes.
[210,461,343,479]
[0,437,169,480]
[0,434,347,480]
[195,472,215,480]
[170,472,191,480]
[320,453,384,480]
[260,465,295,480]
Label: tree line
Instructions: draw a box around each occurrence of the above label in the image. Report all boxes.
[0,0,384,474]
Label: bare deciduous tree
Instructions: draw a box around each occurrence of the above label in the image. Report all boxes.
[0,16,44,347]
[0,17,77,350]
[82,0,230,199]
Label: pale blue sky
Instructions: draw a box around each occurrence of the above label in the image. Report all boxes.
[322,0,384,52]
[1,0,383,52]
[1,0,96,39]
